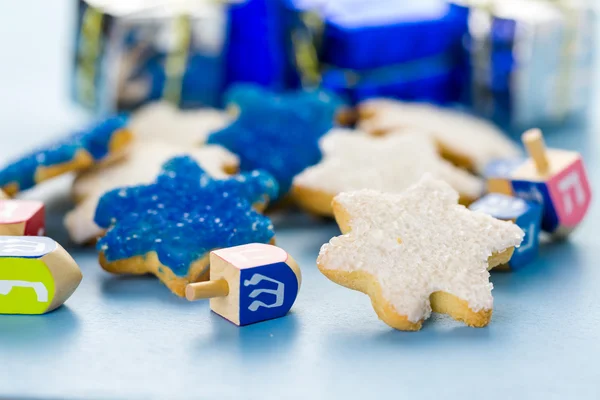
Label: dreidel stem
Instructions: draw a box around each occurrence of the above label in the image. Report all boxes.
[186,280,229,301]
[522,128,550,175]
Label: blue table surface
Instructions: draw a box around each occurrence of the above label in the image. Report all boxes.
[1,2,600,400]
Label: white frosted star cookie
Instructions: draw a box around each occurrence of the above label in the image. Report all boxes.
[292,129,484,216]
[357,99,520,172]
[128,102,231,146]
[317,175,524,331]
[65,141,239,244]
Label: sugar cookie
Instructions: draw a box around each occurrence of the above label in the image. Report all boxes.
[317,175,524,331]
[0,115,133,195]
[0,190,7,200]
[128,102,231,147]
[293,129,483,216]
[95,156,279,296]
[208,84,345,198]
[357,99,520,172]
[65,141,239,244]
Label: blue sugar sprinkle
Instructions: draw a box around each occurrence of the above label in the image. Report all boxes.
[210,84,345,197]
[95,156,279,277]
[0,115,129,192]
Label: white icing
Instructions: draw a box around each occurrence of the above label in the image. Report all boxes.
[128,102,231,147]
[294,129,483,199]
[358,99,520,172]
[317,175,524,322]
[65,141,238,244]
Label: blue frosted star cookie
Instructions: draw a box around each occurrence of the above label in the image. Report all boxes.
[0,115,133,195]
[209,84,345,197]
[95,156,279,296]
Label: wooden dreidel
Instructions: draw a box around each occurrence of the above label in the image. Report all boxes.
[469,193,542,270]
[511,129,592,236]
[186,243,301,326]
[0,236,82,314]
[0,200,45,236]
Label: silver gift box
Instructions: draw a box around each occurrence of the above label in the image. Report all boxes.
[453,0,597,128]
[72,0,229,114]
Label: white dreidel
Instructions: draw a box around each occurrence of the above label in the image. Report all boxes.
[186,243,301,326]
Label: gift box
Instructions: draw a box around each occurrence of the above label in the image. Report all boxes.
[281,0,469,104]
[453,0,597,128]
[72,0,229,114]
[225,0,289,90]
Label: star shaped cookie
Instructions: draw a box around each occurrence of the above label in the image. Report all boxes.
[207,84,345,197]
[317,175,524,331]
[357,99,520,173]
[293,129,483,216]
[64,141,239,244]
[0,115,133,195]
[128,102,231,147]
[95,156,278,296]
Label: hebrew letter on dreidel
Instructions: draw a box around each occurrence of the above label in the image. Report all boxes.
[243,273,285,312]
[557,171,586,216]
[0,280,48,302]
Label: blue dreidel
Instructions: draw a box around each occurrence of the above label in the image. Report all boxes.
[0,236,82,314]
[185,243,301,326]
[470,193,542,270]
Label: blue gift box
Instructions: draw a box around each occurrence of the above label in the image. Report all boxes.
[225,0,289,91]
[281,0,469,103]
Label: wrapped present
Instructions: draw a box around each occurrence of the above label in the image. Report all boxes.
[453,0,597,128]
[282,0,469,104]
[225,0,290,90]
[72,0,229,114]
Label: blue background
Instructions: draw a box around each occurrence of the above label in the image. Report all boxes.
[0,1,599,399]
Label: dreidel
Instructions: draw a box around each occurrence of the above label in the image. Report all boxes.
[486,129,591,237]
[0,236,82,314]
[470,193,542,270]
[0,200,45,236]
[186,243,301,326]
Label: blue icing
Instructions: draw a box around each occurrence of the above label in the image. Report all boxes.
[95,156,279,277]
[211,84,344,196]
[0,115,129,192]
